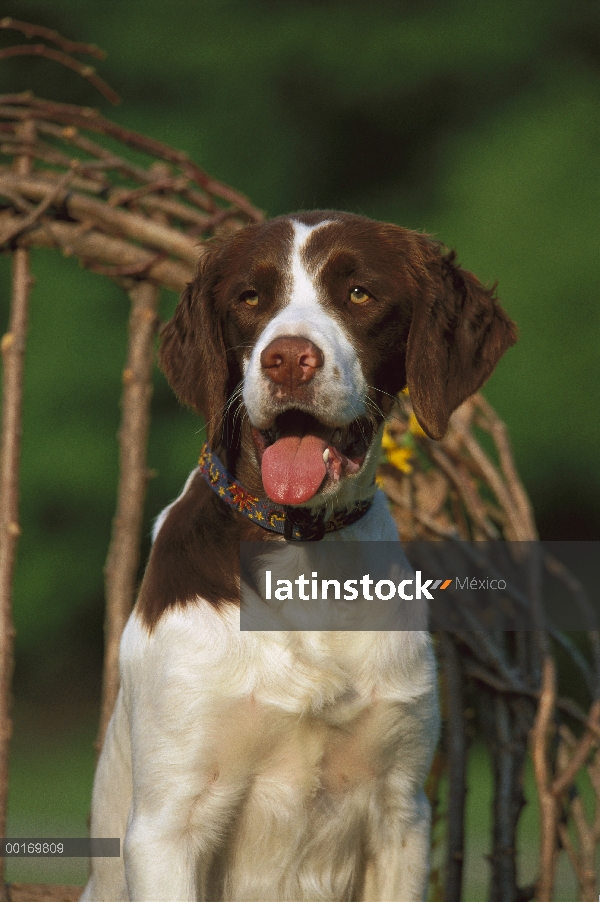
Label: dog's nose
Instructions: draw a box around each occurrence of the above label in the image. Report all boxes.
[260,336,324,388]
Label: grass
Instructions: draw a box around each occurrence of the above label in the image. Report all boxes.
[6,703,97,887]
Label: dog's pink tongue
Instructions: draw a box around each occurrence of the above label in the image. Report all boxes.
[261,434,327,504]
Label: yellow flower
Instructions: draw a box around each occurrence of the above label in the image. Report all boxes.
[387,447,414,474]
[401,386,410,395]
[375,474,385,488]
[408,412,427,438]
[381,424,397,451]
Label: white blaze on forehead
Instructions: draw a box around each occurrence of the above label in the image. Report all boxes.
[288,220,330,307]
[247,219,336,340]
[242,217,367,429]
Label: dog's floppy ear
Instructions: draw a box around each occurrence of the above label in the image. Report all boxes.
[159,246,228,442]
[406,245,517,440]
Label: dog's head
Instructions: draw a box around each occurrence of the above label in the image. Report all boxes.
[160,211,516,508]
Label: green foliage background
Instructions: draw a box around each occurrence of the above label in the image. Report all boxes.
[0,1,598,892]
[1,0,599,693]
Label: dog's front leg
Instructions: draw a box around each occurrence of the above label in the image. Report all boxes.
[122,687,248,899]
[362,787,432,902]
[124,812,197,902]
[124,772,245,902]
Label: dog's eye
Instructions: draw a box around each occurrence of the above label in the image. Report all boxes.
[349,287,370,304]
[240,291,259,307]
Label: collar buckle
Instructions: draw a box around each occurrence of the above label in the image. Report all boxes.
[283,506,326,542]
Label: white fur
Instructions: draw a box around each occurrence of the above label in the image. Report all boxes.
[243,221,367,431]
[83,495,438,902]
[83,217,440,901]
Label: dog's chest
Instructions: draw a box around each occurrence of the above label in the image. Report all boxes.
[210,633,404,796]
[199,638,412,901]
[258,696,383,799]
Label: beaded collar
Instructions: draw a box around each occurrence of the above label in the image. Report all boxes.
[198,443,373,542]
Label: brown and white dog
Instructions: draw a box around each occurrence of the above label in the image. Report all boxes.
[83,211,516,901]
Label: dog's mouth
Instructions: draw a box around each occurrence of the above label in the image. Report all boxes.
[251,410,373,505]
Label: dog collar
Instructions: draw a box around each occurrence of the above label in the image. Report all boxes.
[198,443,373,541]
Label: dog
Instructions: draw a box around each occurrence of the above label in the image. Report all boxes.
[83,211,516,901]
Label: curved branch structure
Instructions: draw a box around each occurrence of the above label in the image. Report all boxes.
[0,91,598,902]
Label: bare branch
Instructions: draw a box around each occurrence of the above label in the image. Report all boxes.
[531,657,558,902]
[0,172,200,265]
[0,166,76,245]
[0,118,36,901]
[440,634,466,902]
[0,17,106,58]
[472,395,537,539]
[552,699,600,798]
[427,443,499,538]
[97,281,160,752]
[0,46,120,105]
[0,94,263,218]
[0,215,192,292]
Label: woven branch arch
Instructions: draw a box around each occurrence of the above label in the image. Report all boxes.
[0,59,599,902]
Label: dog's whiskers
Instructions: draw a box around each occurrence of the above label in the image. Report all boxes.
[347,401,370,446]
[364,387,405,428]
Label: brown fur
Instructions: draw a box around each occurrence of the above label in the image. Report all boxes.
[136,470,272,631]
[144,211,516,632]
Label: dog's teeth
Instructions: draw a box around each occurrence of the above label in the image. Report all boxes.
[323,448,330,464]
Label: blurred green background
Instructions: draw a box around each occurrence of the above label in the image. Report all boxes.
[0,0,598,892]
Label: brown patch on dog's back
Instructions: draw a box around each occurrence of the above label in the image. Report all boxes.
[137,468,271,632]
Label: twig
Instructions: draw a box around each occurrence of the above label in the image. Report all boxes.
[409,526,586,670]
[0,172,200,265]
[0,136,85,171]
[86,252,169,281]
[587,749,600,848]
[0,17,106,58]
[440,634,466,902]
[551,630,595,698]
[488,694,527,902]
[0,183,32,212]
[96,281,160,752]
[0,94,264,219]
[552,699,600,798]
[544,552,600,691]
[465,660,600,743]
[457,430,530,541]
[108,176,189,206]
[557,728,598,902]
[411,510,459,540]
[0,119,36,902]
[473,395,538,539]
[530,656,558,902]
[0,166,75,245]
[2,160,106,194]
[455,627,526,693]
[34,120,163,187]
[427,444,499,539]
[0,46,120,106]
[0,215,192,292]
